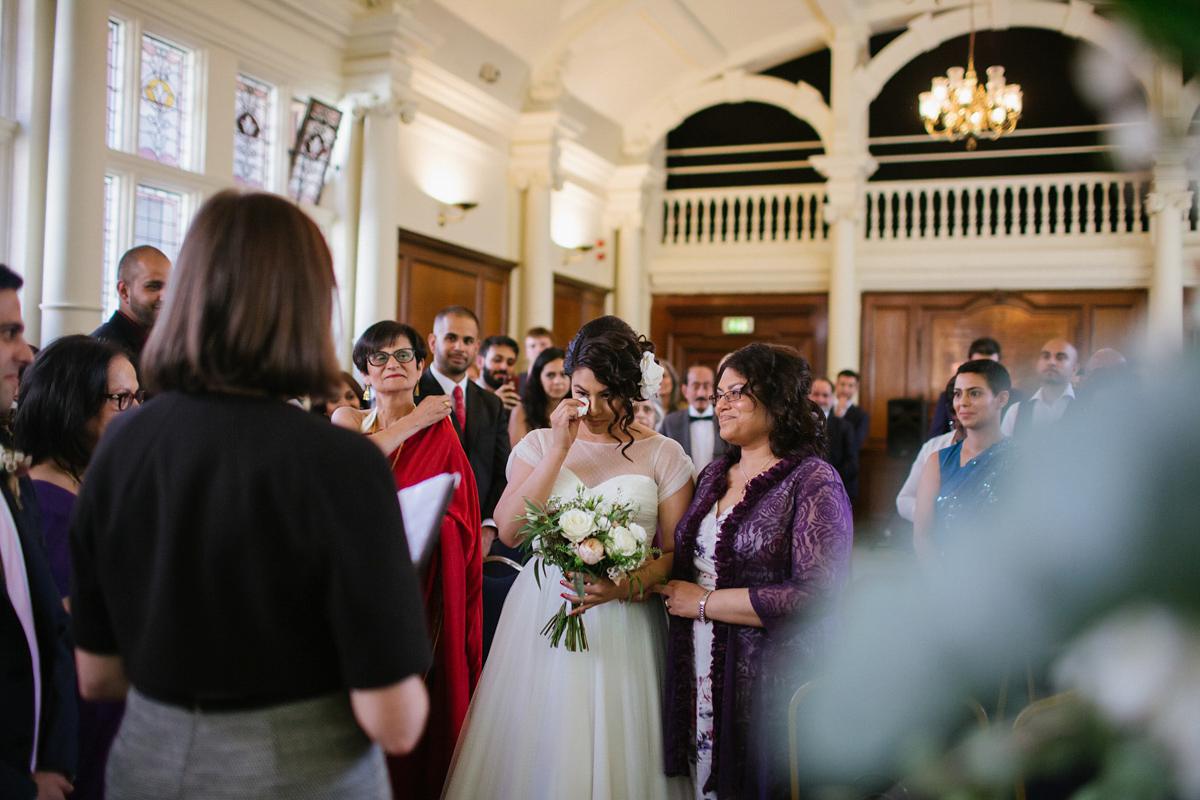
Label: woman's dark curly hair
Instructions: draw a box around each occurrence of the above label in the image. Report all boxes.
[351,321,427,375]
[15,334,127,480]
[519,346,567,431]
[716,343,828,461]
[563,316,654,457]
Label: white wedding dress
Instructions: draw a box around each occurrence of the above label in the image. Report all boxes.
[442,429,695,800]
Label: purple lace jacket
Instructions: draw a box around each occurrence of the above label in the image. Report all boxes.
[663,453,853,799]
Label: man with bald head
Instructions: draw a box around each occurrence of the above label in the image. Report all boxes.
[91,245,171,370]
[1001,338,1079,437]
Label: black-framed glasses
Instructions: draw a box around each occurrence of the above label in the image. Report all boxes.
[106,390,145,411]
[366,348,416,367]
[709,387,746,406]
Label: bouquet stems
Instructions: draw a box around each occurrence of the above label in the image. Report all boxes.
[540,601,590,651]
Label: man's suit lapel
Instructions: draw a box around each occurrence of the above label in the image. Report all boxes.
[678,414,693,458]
[418,371,466,445]
[463,383,485,454]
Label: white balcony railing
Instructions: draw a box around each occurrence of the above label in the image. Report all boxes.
[662,185,829,245]
[659,173,1200,246]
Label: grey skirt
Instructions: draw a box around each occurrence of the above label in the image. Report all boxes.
[106,688,390,800]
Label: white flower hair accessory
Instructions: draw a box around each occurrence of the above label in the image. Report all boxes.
[639,352,664,400]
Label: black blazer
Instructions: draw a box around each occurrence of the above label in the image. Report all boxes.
[660,409,728,463]
[90,311,146,371]
[0,477,76,798]
[839,404,869,450]
[415,371,510,521]
[826,414,860,501]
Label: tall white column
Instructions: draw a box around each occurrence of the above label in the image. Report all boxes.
[342,6,427,342]
[813,25,874,376]
[517,177,556,332]
[352,99,402,340]
[606,163,657,334]
[812,155,875,376]
[1146,170,1190,349]
[510,111,567,334]
[41,0,109,340]
[10,0,56,344]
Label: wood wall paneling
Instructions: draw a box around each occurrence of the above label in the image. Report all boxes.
[650,293,828,378]
[858,289,1148,533]
[397,229,516,351]
[553,276,609,346]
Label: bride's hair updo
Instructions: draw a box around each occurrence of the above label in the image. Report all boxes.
[563,315,654,455]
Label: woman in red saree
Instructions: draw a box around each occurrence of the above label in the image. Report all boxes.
[333,320,482,799]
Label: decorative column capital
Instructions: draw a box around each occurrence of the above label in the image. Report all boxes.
[344,91,418,123]
[509,110,581,191]
[1145,190,1194,220]
[604,163,661,230]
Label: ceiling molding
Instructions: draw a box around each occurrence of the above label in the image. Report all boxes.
[637,0,725,70]
[409,56,521,136]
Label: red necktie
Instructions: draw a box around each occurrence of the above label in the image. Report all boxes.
[453,385,466,430]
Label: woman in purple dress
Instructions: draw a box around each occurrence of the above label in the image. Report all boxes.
[14,334,141,800]
[657,343,854,799]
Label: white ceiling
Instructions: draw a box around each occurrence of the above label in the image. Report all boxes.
[432,0,950,123]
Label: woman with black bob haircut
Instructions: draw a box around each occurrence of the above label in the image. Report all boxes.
[69,190,432,799]
[443,315,696,800]
[16,334,138,800]
[657,342,855,799]
[508,346,568,445]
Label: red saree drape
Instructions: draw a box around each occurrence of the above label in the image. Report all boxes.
[386,417,482,799]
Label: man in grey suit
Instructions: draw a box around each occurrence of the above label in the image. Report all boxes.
[661,364,727,473]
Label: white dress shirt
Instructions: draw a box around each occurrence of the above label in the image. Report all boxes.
[429,365,472,422]
[689,410,716,473]
[895,430,956,522]
[1001,383,1075,436]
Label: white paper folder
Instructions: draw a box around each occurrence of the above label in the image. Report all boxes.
[397,472,461,571]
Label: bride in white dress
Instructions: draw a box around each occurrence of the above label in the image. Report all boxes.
[442,317,695,800]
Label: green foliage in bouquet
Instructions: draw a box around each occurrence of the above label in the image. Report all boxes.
[517,486,658,651]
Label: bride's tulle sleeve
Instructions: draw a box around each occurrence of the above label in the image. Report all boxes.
[506,428,547,478]
[653,437,695,502]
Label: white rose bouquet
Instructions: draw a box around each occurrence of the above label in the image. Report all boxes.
[519,486,656,651]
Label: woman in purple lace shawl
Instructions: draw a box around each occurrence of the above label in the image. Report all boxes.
[656,343,853,799]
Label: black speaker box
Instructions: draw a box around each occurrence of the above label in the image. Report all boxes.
[886,398,927,459]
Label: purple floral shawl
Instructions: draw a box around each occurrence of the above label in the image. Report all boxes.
[663,453,854,799]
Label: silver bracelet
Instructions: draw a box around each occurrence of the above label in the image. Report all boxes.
[698,589,714,624]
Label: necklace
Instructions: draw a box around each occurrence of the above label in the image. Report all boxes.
[737,454,777,487]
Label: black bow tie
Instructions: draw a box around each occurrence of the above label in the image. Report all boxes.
[689,412,713,421]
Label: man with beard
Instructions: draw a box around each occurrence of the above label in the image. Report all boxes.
[475,335,519,413]
[91,246,171,371]
[1001,338,1079,437]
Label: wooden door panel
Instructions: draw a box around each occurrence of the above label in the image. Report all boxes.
[554,276,608,345]
[397,229,516,353]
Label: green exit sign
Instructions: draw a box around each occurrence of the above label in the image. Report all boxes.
[722,316,755,335]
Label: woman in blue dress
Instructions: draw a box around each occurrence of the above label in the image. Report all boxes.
[913,358,1015,566]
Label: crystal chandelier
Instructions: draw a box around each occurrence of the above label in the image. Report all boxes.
[918,3,1022,150]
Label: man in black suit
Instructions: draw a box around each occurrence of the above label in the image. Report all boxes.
[415,306,510,555]
[0,265,76,800]
[90,245,171,372]
[810,377,859,501]
[833,369,869,450]
[661,364,727,473]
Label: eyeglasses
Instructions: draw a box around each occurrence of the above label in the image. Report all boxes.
[106,390,145,411]
[709,387,746,406]
[366,348,416,367]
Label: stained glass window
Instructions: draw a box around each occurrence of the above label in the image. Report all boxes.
[234,75,273,188]
[106,20,124,149]
[134,185,184,261]
[102,176,120,317]
[287,99,342,205]
[138,34,191,167]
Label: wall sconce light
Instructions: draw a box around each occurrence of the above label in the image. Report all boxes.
[438,202,478,227]
[561,244,594,265]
